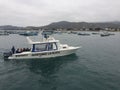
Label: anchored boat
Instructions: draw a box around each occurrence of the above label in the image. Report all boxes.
[19,31,38,36]
[78,32,90,36]
[4,31,80,60]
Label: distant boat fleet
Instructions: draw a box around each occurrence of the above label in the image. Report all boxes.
[68,31,115,37]
[0,30,39,36]
[0,30,115,37]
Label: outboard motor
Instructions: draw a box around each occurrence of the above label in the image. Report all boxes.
[3,52,12,60]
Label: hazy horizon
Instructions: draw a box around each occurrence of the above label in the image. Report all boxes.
[0,0,120,26]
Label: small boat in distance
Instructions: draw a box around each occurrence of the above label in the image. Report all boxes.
[19,31,38,36]
[92,32,99,35]
[0,31,9,36]
[100,31,114,37]
[4,31,80,60]
[78,32,90,36]
[100,33,110,37]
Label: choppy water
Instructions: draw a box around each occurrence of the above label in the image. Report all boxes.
[0,32,120,90]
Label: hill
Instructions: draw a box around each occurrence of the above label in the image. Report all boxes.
[0,21,120,31]
[41,21,120,30]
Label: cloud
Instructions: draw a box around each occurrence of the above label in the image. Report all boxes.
[0,0,120,26]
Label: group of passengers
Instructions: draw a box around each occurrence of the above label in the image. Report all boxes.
[16,48,31,53]
[11,46,30,54]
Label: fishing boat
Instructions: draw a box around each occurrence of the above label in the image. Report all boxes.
[100,31,110,37]
[78,32,90,36]
[19,31,38,36]
[92,32,99,35]
[0,31,9,36]
[4,31,80,60]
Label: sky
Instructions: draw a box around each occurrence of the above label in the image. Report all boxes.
[0,0,120,26]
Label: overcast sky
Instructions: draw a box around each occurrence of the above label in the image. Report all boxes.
[0,0,120,26]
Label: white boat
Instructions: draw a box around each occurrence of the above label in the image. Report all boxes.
[0,31,9,35]
[6,32,80,60]
[100,31,115,37]
[100,31,110,37]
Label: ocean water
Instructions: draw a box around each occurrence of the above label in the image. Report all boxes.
[0,32,120,90]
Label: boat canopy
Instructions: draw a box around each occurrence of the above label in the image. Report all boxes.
[30,40,59,44]
[26,37,59,45]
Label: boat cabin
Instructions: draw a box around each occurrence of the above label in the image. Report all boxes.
[27,31,60,52]
[31,42,59,52]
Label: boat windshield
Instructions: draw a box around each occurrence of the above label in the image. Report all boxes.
[32,42,58,52]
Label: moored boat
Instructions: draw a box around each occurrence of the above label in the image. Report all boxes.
[0,31,9,36]
[78,32,90,36]
[19,31,38,36]
[92,32,99,35]
[100,31,110,37]
[100,34,109,37]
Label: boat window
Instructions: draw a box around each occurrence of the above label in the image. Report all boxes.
[34,44,47,51]
[53,43,58,50]
[32,43,58,52]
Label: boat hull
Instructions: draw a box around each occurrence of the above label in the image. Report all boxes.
[8,47,80,60]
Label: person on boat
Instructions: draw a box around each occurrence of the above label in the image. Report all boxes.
[44,34,49,40]
[20,48,23,52]
[48,43,53,50]
[23,48,26,52]
[16,49,19,53]
[16,48,22,53]
[11,46,15,54]
[27,48,30,51]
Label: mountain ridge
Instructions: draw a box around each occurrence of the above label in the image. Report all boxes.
[0,21,120,30]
